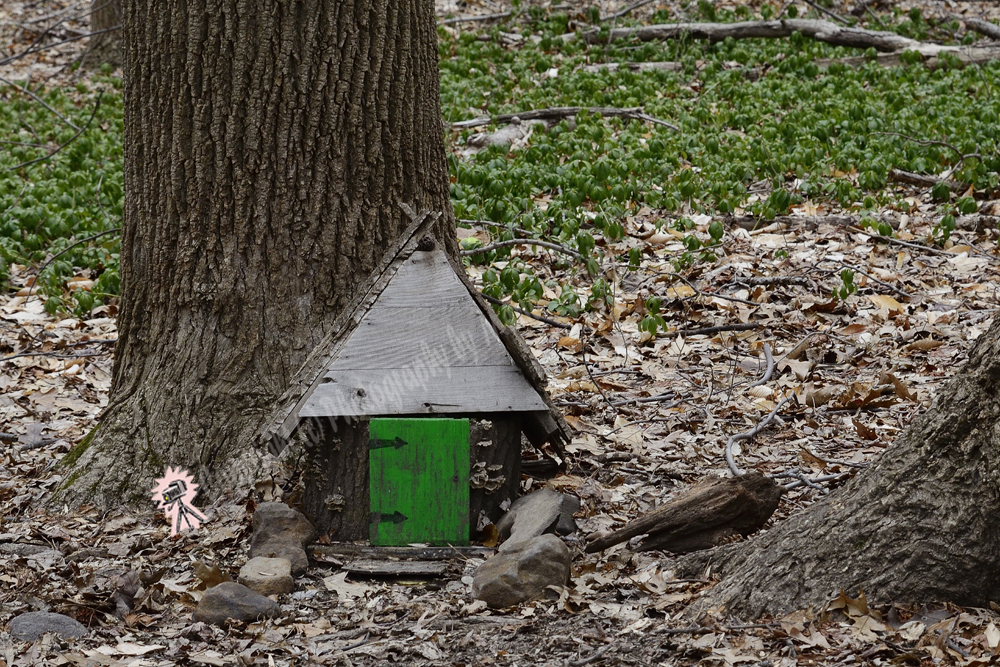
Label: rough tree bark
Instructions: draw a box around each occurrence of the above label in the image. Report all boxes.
[679,314,1000,619]
[55,0,456,506]
[88,0,122,66]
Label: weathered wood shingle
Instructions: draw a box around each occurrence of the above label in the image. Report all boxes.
[299,249,549,418]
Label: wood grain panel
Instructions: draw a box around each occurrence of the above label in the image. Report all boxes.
[301,366,548,417]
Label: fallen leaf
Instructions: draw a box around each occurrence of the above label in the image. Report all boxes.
[986,621,1000,649]
[853,418,878,440]
[557,336,582,352]
[908,338,945,351]
[115,643,165,656]
[665,284,696,298]
[868,294,905,315]
[323,571,372,600]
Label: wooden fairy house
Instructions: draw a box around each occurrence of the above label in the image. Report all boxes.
[280,216,568,546]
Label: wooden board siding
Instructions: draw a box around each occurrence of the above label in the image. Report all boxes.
[369,418,470,546]
[301,367,547,417]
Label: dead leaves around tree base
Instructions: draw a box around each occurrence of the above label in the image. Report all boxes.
[585,473,783,554]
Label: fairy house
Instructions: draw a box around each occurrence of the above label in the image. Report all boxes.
[278,217,569,546]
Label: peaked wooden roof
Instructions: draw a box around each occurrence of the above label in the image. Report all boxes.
[299,248,549,418]
[261,210,569,455]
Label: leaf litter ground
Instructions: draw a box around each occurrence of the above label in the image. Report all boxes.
[5,0,1000,665]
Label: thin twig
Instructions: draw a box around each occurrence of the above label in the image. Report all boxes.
[568,644,611,667]
[439,11,512,25]
[1,350,105,362]
[831,259,912,299]
[28,226,121,297]
[452,106,679,132]
[603,0,657,21]
[675,323,760,336]
[460,238,583,260]
[848,226,976,258]
[0,26,121,67]
[741,276,813,288]
[478,292,571,329]
[4,90,104,174]
[801,0,849,25]
[601,403,689,436]
[458,218,536,237]
[782,471,847,491]
[0,74,80,131]
[725,395,793,476]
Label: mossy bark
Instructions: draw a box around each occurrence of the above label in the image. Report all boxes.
[679,313,1000,618]
[58,0,456,508]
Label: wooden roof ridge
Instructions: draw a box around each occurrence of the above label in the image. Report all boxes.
[439,247,571,453]
[260,208,569,460]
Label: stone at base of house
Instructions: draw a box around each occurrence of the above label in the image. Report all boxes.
[471,534,572,608]
[192,582,281,625]
[239,557,295,596]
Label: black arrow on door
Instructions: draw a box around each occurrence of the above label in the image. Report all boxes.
[370,511,408,526]
[368,436,408,451]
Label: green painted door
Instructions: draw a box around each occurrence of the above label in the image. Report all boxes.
[369,418,470,546]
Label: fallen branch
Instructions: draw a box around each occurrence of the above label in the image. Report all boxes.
[439,11,512,25]
[602,0,657,21]
[888,168,966,192]
[747,342,774,389]
[675,323,760,336]
[726,395,793,476]
[452,106,679,131]
[28,225,121,297]
[0,26,120,67]
[0,74,80,132]
[846,226,977,258]
[584,473,783,553]
[479,292,571,329]
[584,19,923,52]
[741,276,813,288]
[830,259,912,300]
[4,91,104,175]
[578,61,683,74]
[583,18,1000,71]
[459,237,583,260]
[569,644,612,667]
[817,43,1000,71]
[849,0,880,18]
[801,0,849,25]
[954,15,1000,41]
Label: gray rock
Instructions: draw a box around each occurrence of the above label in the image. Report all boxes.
[238,557,295,596]
[192,582,281,625]
[471,534,571,608]
[250,503,317,575]
[496,488,580,552]
[10,612,87,641]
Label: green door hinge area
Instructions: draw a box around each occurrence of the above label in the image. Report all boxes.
[369,418,470,546]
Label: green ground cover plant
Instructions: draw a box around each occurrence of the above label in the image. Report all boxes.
[2,5,999,321]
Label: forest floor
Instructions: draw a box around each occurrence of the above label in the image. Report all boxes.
[5,0,1000,666]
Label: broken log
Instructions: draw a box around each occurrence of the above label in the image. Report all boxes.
[584,19,923,52]
[585,473,782,554]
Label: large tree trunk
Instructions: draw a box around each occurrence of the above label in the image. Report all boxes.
[55,0,455,507]
[88,0,122,66]
[680,314,1000,619]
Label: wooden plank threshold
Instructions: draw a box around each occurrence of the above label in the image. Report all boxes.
[311,543,494,561]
